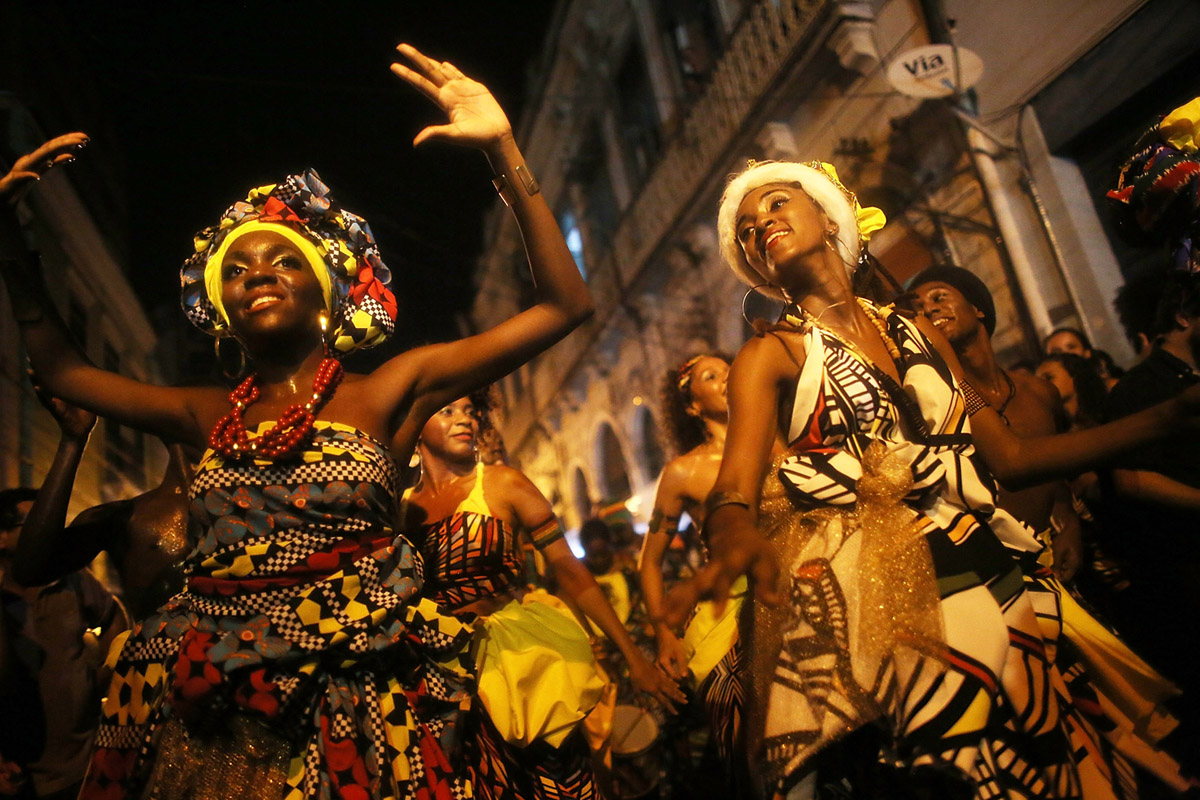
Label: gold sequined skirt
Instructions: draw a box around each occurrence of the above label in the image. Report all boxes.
[141,715,289,800]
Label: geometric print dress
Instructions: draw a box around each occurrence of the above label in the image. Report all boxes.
[401,464,600,800]
[752,303,1136,799]
[80,421,476,800]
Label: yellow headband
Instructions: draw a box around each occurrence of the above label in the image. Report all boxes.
[203,220,333,329]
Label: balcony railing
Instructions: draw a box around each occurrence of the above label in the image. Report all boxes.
[506,0,832,451]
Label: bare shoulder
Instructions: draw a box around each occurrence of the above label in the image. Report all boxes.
[485,463,542,497]
[1013,369,1059,409]
[733,327,806,381]
[660,453,693,484]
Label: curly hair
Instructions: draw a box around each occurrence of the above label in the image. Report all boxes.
[1039,353,1108,429]
[661,353,730,455]
[466,384,497,433]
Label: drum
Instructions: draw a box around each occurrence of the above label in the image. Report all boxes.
[609,704,660,799]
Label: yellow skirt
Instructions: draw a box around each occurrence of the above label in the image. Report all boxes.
[683,575,746,685]
[476,592,606,749]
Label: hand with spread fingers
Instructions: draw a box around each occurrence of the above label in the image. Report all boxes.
[390,44,512,151]
[0,132,89,204]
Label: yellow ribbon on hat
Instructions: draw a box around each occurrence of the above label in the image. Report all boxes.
[806,160,887,243]
[1161,97,1200,153]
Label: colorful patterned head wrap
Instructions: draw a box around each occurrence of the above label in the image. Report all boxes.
[1107,97,1200,272]
[180,169,399,355]
[717,159,886,300]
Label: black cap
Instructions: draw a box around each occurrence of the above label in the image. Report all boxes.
[909,266,996,335]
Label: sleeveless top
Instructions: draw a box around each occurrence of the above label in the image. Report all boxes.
[402,462,525,612]
[81,421,475,800]
[780,302,1042,555]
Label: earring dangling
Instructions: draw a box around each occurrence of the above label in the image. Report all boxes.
[214,334,246,381]
[742,282,789,327]
[823,229,840,254]
[318,310,332,357]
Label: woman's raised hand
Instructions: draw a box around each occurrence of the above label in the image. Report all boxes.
[0,133,89,204]
[390,44,512,151]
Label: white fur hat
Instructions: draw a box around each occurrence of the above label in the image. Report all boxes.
[716,160,885,300]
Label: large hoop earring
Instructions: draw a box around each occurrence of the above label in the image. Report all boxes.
[214,334,246,381]
[741,282,773,327]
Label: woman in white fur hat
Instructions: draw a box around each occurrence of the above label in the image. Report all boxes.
[670,160,1194,798]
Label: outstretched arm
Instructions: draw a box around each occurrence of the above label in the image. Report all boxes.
[372,46,592,446]
[501,468,684,709]
[640,463,689,678]
[0,136,223,445]
[913,316,1186,489]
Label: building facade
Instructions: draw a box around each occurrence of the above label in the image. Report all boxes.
[0,97,162,514]
[470,0,1198,529]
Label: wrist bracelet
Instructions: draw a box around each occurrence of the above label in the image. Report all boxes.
[492,164,540,207]
[704,490,751,516]
[958,379,988,416]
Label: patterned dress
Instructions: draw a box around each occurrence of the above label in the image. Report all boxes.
[402,464,598,800]
[754,303,1138,799]
[80,422,476,800]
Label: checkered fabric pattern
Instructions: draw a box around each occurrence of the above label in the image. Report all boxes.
[80,421,476,800]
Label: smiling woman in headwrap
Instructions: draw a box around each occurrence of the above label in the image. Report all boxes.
[669,159,1196,797]
[0,43,591,800]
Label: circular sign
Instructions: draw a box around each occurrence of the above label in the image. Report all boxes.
[886,44,984,99]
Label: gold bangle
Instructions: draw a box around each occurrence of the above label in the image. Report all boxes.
[704,490,750,516]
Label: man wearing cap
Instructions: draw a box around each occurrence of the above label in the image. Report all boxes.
[910,266,1084,579]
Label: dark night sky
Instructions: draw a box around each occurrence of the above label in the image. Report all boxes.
[7,2,558,365]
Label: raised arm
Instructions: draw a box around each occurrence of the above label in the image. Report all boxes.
[374,46,592,444]
[12,387,108,587]
[0,136,222,445]
[500,468,684,708]
[913,316,1186,489]
[640,462,690,678]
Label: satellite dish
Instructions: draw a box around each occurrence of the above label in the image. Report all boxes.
[886,44,984,99]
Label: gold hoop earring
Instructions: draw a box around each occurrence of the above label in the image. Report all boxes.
[741,282,791,327]
[823,230,839,253]
[318,310,332,357]
[214,334,246,381]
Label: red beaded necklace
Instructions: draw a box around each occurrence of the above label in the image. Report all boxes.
[209,357,344,460]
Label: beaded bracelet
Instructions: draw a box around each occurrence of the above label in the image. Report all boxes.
[958,379,989,416]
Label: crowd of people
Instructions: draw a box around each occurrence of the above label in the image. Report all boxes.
[0,43,1197,800]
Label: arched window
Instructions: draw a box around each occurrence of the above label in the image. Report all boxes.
[595,422,632,500]
[572,466,592,524]
[633,405,665,480]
